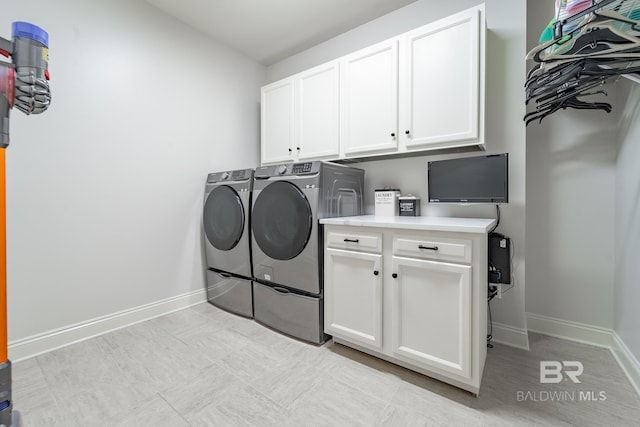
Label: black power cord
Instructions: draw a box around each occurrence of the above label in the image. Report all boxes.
[487,204,500,348]
[487,285,498,348]
[488,204,500,234]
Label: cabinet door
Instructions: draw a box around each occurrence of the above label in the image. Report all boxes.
[400,7,481,149]
[341,39,398,156]
[391,256,471,378]
[296,62,340,160]
[325,248,383,350]
[261,78,295,164]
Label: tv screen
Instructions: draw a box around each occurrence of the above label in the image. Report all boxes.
[428,153,509,204]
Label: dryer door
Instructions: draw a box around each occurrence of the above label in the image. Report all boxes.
[252,181,313,260]
[204,185,245,251]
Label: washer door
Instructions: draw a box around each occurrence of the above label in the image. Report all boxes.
[252,181,313,260]
[204,185,245,251]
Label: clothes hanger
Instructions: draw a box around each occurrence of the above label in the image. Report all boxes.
[526,4,604,62]
[533,77,607,106]
[527,56,640,90]
[524,1,640,124]
[525,83,612,125]
[524,76,611,124]
[526,61,586,103]
[525,95,612,125]
[534,21,640,63]
[525,56,640,103]
[526,1,640,63]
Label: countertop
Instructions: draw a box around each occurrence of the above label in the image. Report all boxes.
[320,215,497,233]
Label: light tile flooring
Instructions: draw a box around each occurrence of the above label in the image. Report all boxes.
[12,302,640,426]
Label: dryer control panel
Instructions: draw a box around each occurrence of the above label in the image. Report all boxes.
[207,168,253,183]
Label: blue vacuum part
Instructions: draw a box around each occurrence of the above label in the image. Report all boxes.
[12,21,49,47]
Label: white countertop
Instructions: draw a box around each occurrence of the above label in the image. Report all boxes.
[320,215,497,233]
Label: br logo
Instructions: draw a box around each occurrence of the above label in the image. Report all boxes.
[540,361,584,384]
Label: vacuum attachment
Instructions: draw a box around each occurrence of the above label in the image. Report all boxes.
[0,21,51,148]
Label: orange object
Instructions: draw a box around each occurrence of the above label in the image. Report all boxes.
[0,148,6,363]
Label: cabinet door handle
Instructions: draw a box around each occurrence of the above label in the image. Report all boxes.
[390,132,396,138]
[343,238,359,243]
[296,147,300,151]
[288,148,292,153]
[373,270,379,276]
[405,130,411,136]
[392,273,398,279]
[418,245,439,251]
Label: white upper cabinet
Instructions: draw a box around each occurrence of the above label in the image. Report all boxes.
[261,62,340,165]
[400,6,484,150]
[341,39,399,156]
[260,4,485,164]
[296,61,341,160]
[261,78,295,164]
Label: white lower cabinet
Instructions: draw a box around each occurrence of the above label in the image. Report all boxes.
[324,248,383,350]
[323,220,489,394]
[391,256,471,378]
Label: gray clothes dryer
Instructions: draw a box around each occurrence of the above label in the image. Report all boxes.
[203,168,253,317]
[251,161,364,342]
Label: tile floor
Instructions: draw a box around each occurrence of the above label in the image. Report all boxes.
[12,302,640,426]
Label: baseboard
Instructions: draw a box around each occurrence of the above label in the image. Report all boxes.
[526,313,613,348]
[8,289,207,362]
[526,312,640,398]
[611,331,640,397]
[490,321,530,350]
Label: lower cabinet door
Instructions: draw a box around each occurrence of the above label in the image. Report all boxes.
[391,256,471,378]
[324,248,383,349]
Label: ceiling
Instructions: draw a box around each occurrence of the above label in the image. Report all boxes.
[145,0,417,65]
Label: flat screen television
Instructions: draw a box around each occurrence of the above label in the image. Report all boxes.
[428,153,509,204]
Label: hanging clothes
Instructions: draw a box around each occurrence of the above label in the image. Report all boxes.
[525,0,640,125]
[540,0,595,43]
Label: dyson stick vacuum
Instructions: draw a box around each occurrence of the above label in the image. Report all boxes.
[0,22,51,427]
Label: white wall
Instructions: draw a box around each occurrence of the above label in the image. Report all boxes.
[2,0,265,341]
[525,0,617,329]
[615,79,640,359]
[267,0,529,340]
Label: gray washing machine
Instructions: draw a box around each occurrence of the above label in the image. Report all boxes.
[203,168,253,317]
[251,161,364,343]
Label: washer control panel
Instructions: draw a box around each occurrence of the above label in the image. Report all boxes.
[292,162,313,174]
[254,161,321,178]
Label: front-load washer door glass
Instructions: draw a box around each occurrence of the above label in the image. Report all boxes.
[204,185,245,251]
[252,181,313,260]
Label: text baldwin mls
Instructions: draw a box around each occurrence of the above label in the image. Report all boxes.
[516,391,607,402]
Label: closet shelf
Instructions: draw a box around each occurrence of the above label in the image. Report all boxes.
[623,74,640,84]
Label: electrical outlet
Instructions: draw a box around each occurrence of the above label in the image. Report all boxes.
[489,282,514,299]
